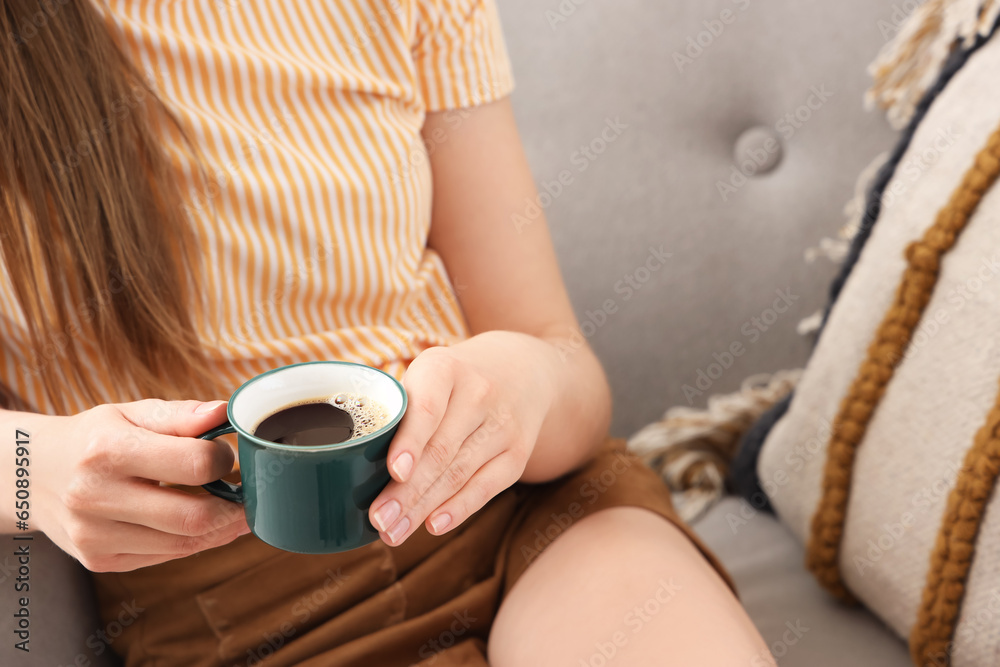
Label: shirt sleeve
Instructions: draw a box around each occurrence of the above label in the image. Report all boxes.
[411,0,515,112]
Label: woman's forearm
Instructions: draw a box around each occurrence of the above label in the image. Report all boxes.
[419,100,613,483]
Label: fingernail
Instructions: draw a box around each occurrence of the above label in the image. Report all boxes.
[373,499,401,532]
[391,452,413,481]
[429,513,451,534]
[196,400,227,414]
[387,516,410,544]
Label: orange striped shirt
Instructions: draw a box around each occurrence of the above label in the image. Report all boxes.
[0,0,514,414]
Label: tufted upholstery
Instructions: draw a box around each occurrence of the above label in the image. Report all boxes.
[3,1,909,665]
[498,0,900,435]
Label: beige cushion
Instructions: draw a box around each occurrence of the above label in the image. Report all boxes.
[758,36,1000,665]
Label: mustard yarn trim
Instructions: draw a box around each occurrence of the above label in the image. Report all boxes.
[910,386,1000,666]
[806,121,1000,602]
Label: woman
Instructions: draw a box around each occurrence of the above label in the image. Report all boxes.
[0,1,768,664]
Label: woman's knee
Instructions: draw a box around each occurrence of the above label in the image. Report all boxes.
[520,505,730,589]
[488,506,767,666]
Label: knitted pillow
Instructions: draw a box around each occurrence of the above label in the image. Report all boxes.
[754,28,1000,667]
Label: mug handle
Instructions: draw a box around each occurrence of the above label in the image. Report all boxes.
[198,422,243,504]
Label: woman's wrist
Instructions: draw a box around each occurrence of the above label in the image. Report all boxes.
[526,332,611,482]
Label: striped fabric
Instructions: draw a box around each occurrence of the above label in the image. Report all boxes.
[0,0,514,414]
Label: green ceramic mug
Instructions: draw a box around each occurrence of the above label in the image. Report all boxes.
[198,361,407,554]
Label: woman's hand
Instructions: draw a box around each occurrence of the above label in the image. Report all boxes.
[14,399,248,572]
[369,331,558,545]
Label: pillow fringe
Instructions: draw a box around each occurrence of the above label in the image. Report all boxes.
[869,0,1000,129]
[628,371,801,522]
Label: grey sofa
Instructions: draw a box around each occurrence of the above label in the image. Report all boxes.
[5,0,914,665]
[507,0,910,664]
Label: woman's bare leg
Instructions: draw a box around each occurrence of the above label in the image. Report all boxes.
[488,506,771,666]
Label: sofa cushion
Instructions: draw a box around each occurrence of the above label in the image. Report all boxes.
[0,533,119,666]
[694,496,912,667]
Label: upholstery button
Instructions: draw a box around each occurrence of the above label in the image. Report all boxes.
[733,126,783,176]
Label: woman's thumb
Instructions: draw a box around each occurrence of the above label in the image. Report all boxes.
[114,399,228,437]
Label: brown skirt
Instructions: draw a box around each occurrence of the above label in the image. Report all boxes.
[93,437,734,666]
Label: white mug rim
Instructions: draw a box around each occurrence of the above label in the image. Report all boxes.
[226,361,407,451]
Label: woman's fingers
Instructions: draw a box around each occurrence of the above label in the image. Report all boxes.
[80,419,236,487]
[387,350,455,482]
[81,553,202,573]
[74,400,235,487]
[425,452,522,536]
[35,400,248,575]
[374,421,501,545]
[85,481,247,537]
[370,382,489,535]
[389,350,498,490]
[114,398,229,437]
[67,516,249,569]
[371,344,531,547]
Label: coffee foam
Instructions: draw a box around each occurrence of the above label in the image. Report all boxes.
[251,393,391,441]
[331,393,391,438]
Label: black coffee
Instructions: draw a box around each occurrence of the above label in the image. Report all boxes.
[252,394,391,447]
[253,402,354,447]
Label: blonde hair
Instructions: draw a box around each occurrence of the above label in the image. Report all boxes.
[0,1,217,412]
